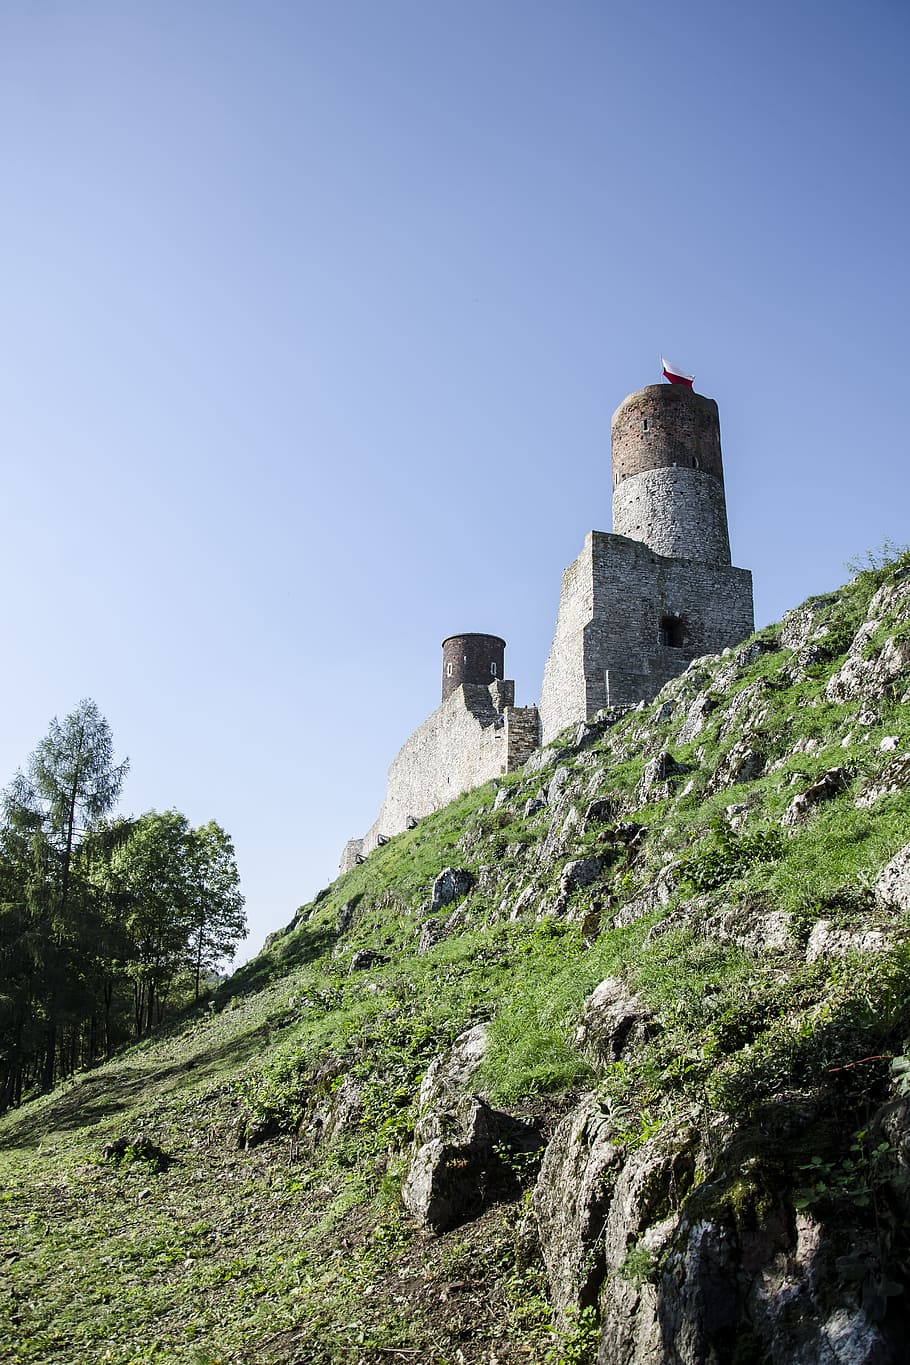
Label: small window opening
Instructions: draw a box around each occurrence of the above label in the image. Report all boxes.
[659,615,684,647]
[693,456,700,470]
[490,661,498,677]
[641,418,649,432]
[446,662,454,677]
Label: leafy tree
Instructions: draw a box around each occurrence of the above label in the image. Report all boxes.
[107,810,196,1036]
[187,821,246,1000]
[2,700,127,1089]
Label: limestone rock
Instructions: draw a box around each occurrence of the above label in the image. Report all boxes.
[349,948,387,973]
[401,1023,542,1232]
[805,919,889,963]
[781,767,850,827]
[637,753,687,805]
[584,796,618,828]
[560,855,602,898]
[676,692,715,745]
[430,867,474,911]
[336,899,358,934]
[855,753,910,807]
[533,1093,624,1318]
[875,844,910,913]
[573,977,655,1066]
[780,596,837,652]
[710,739,765,791]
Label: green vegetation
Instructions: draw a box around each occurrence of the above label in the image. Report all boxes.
[1,551,909,1363]
[0,701,246,1108]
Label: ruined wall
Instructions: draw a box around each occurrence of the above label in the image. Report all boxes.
[539,531,754,743]
[347,683,539,865]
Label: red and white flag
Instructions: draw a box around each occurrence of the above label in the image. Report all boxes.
[661,356,695,387]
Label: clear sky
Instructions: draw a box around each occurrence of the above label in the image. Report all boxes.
[1,0,907,963]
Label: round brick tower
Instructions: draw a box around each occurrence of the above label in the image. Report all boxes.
[611,383,732,564]
[441,634,506,702]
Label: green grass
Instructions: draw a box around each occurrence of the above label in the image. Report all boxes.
[1,555,909,1363]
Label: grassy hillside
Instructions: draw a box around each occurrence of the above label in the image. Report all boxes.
[2,553,909,1365]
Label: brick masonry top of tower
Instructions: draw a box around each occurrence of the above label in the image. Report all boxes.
[441,633,507,703]
[611,384,724,487]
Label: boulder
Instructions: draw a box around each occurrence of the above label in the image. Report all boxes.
[430,867,473,911]
[855,753,910,808]
[676,693,715,745]
[349,948,387,973]
[573,977,655,1066]
[401,1024,541,1233]
[875,844,910,913]
[637,753,688,806]
[782,767,850,827]
[560,855,602,898]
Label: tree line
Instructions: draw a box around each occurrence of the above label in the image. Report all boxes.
[0,699,246,1109]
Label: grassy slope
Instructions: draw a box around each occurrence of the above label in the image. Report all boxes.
[2,557,909,1365]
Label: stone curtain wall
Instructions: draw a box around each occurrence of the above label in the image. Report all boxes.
[347,684,540,864]
[612,466,732,564]
[539,531,754,743]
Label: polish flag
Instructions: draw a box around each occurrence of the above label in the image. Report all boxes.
[661,357,695,387]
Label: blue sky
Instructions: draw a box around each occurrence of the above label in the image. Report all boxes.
[1,0,907,962]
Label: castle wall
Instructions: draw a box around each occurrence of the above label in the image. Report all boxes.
[539,531,754,743]
[353,683,539,862]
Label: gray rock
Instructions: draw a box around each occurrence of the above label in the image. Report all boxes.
[533,1093,624,1318]
[782,767,850,827]
[855,753,910,807]
[402,1024,542,1232]
[875,844,910,913]
[676,692,715,745]
[574,977,655,1066]
[336,899,358,934]
[805,919,889,962]
[430,867,474,911]
[560,856,602,897]
[547,765,574,806]
[523,796,547,819]
[348,948,387,973]
[780,596,837,652]
[584,797,618,828]
[637,752,687,805]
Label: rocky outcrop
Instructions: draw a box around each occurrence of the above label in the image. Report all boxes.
[782,767,850,827]
[875,843,910,913]
[573,977,655,1067]
[431,867,474,911]
[401,1024,541,1232]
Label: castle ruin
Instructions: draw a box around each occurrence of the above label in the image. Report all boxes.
[340,378,754,872]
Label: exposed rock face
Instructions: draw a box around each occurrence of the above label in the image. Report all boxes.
[875,844,910,913]
[573,977,655,1067]
[533,1094,625,1319]
[825,579,910,704]
[348,948,387,973]
[782,767,850,827]
[431,867,474,911]
[401,1024,541,1233]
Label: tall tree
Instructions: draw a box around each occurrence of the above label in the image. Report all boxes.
[187,821,246,1000]
[2,700,127,1089]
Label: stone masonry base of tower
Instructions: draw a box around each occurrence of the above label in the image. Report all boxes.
[338,681,539,873]
[538,530,754,745]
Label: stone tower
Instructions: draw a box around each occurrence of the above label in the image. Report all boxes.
[441,633,506,702]
[538,380,754,743]
[611,384,731,564]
